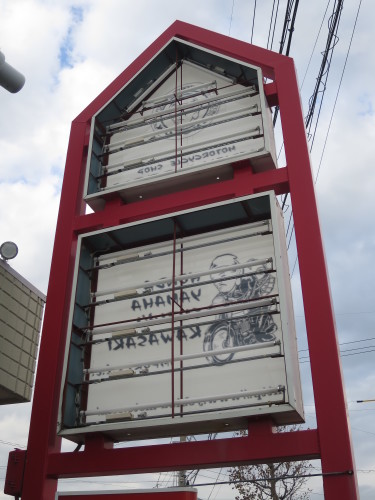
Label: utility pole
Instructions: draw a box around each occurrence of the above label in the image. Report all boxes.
[178,436,187,487]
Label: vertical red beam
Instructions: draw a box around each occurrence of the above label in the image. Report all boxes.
[174,50,178,174]
[20,120,89,500]
[179,241,184,415]
[276,57,359,498]
[171,222,177,418]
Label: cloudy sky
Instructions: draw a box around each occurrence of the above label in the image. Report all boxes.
[0,0,374,498]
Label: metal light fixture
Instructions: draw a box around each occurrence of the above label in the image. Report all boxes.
[0,241,18,260]
[81,386,285,418]
[0,51,25,93]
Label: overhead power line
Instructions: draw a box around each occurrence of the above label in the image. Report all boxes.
[305,0,344,131]
[300,348,375,364]
[282,0,344,212]
[266,0,280,50]
[229,0,235,35]
[250,0,257,44]
[0,438,26,449]
[278,0,295,54]
[280,1,331,230]
[273,0,300,125]
[314,0,363,183]
[300,1,332,92]
[300,344,375,359]
[286,0,363,279]
[305,4,343,153]
[194,469,353,488]
[299,336,375,354]
[285,0,300,56]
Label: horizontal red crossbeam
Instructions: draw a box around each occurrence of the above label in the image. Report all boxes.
[73,166,289,234]
[47,429,320,478]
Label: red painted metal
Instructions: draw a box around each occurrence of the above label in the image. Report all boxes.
[9,20,358,500]
[263,82,278,107]
[72,166,289,234]
[179,239,185,414]
[56,492,197,500]
[275,56,359,499]
[19,120,89,500]
[47,429,320,478]
[4,449,26,496]
[171,222,177,417]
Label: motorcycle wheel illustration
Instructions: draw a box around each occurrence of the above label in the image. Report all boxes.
[203,321,236,365]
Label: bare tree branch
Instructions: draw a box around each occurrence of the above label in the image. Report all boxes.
[229,426,312,500]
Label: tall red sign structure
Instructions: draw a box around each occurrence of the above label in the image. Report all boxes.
[5,21,358,499]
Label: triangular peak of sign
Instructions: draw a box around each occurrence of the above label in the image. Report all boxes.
[170,20,288,77]
[74,20,290,124]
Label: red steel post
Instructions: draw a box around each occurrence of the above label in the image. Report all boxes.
[20,120,89,500]
[275,56,359,498]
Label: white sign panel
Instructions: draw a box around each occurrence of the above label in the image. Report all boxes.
[59,193,303,441]
[103,61,264,191]
[84,52,277,209]
[86,223,282,423]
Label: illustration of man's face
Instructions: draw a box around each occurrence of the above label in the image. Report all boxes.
[210,254,242,294]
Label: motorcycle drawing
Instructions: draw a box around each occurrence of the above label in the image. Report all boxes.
[203,254,277,366]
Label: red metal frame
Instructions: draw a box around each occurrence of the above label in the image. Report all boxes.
[55,490,197,500]
[5,21,358,499]
[4,449,26,497]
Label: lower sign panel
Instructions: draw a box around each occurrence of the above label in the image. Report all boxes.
[58,192,304,442]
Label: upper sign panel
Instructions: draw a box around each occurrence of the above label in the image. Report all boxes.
[84,38,277,210]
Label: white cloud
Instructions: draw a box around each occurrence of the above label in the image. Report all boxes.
[0,176,60,292]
